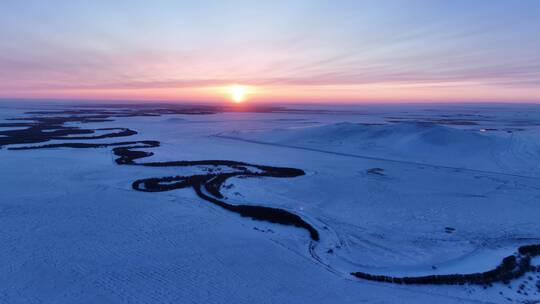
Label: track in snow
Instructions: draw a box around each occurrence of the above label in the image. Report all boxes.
[3,108,540,291]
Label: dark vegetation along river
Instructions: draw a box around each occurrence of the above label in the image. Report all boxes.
[1,106,539,289]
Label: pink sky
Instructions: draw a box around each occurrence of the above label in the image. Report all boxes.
[2,1,540,104]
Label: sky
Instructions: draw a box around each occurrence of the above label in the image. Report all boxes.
[1,0,540,104]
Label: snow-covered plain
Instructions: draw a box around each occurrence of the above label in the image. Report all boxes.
[1,103,540,303]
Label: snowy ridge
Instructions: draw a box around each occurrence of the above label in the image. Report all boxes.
[226,121,540,176]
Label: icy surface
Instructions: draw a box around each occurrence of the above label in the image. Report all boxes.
[1,103,540,303]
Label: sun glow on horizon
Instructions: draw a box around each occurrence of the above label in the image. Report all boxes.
[229,85,248,103]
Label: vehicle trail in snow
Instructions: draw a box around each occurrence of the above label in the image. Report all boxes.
[2,108,540,291]
[213,135,540,181]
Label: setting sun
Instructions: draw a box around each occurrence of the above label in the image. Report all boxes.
[230,85,247,103]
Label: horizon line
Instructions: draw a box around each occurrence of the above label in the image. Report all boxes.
[2,97,540,107]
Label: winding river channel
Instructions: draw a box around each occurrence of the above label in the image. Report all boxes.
[1,107,539,289]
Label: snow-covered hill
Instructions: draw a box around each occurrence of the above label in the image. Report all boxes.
[226,121,540,176]
[3,104,540,303]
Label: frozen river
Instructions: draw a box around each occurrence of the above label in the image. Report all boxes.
[1,102,540,303]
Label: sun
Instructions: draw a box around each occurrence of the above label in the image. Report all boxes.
[229,85,247,103]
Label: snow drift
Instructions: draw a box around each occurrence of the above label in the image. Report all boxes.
[226,122,540,175]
